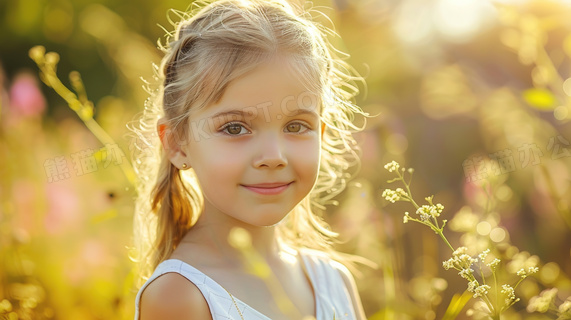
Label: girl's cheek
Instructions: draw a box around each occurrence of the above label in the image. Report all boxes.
[293,141,321,167]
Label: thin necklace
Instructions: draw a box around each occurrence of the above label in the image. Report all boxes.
[223,288,245,320]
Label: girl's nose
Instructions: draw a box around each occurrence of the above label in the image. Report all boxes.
[252,132,288,169]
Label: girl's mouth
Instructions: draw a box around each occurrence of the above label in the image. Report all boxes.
[241,182,293,195]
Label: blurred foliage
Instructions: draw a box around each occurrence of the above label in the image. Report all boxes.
[1,0,571,319]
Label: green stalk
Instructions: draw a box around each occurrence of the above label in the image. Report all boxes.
[435,229,455,252]
[30,47,136,186]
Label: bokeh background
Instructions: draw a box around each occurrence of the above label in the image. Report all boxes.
[1,0,571,319]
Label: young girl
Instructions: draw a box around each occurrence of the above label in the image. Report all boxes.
[131,0,370,318]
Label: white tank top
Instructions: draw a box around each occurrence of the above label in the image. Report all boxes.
[134,248,357,320]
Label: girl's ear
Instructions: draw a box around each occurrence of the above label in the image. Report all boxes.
[157,118,191,170]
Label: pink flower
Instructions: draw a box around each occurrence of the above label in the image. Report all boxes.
[44,182,81,235]
[9,72,46,117]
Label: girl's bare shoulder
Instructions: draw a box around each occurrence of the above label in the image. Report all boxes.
[139,272,212,320]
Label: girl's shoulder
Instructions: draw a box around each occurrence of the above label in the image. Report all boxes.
[135,258,256,320]
[138,271,211,320]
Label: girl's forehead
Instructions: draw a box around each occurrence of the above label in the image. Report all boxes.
[197,60,321,118]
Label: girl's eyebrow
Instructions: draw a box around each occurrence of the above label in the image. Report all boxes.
[209,108,320,121]
[210,110,248,120]
[286,108,319,120]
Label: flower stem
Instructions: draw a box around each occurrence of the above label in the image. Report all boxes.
[31,48,136,186]
[493,271,499,313]
[397,171,421,209]
[436,230,455,252]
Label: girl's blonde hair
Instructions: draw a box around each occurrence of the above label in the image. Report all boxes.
[130,0,368,286]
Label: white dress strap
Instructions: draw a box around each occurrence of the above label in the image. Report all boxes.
[298,248,357,320]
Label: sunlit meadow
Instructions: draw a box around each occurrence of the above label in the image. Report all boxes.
[1,0,571,319]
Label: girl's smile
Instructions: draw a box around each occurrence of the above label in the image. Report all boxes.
[241,181,294,195]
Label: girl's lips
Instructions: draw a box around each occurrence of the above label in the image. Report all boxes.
[241,182,293,195]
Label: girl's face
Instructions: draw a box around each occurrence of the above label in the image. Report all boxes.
[180,59,322,227]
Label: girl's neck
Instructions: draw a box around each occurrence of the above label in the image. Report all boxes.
[179,208,285,265]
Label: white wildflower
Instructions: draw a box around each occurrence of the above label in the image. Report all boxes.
[467,280,479,292]
[456,254,478,268]
[479,249,490,261]
[384,161,400,172]
[443,258,455,270]
[487,258,500,270]
[416,205,440,218]
[501,284,519,306]
[443,247,478,273]
[458,268,474,280]
[453,247,468,257]
[516,266,537,279]
[403,212,410,223]
[382,188,407,203]
[473,285,491,298]
[528,266,539,274]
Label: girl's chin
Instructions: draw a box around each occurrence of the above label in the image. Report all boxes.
[239,212,291,228]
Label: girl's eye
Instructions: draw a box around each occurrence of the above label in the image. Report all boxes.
[221,123,249,136]
[285,122,310,133]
